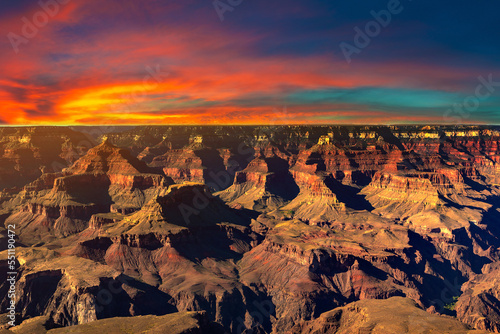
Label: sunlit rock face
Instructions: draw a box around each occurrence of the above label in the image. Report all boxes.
[2,125,500,333]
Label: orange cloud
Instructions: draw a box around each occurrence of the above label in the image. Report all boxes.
[0,0,494,125]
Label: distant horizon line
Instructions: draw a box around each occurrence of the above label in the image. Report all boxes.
[1,123,499,127]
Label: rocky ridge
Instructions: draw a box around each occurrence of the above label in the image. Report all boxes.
[1,125,500,333]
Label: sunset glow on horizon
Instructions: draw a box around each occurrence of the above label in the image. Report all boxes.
[1,0,500,125]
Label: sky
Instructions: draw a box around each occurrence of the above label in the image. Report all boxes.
[1,0,500,125]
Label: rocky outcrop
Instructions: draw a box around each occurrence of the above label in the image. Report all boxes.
[0,247,179,329]
[362,171,441,209]
[3,125,500,334]
[88,213,124,230]
[65,139,156,175]
[3,311,224,334]
[217,156,299,211]
[291,297,491,334]
[151,142,250,192]
[280,171,345,223]
[4,140,172,242]
[0,127,91,190]
[137,138,174,163]
[456,262,500,332]
[151,148,205,184]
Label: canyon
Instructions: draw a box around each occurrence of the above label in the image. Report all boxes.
[1,125,500,333]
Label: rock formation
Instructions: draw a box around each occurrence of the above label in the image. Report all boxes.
[2,125,500,333]
[457,262,500,332]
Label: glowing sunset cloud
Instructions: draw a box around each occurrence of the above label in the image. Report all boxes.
[1,0,499,125]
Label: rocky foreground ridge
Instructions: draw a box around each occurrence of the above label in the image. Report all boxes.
[1,125,500,333]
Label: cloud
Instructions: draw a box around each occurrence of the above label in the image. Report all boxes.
[0,0,499,125]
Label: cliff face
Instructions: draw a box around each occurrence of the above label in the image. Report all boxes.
[217,154,299,211]
[151,148,206,184]
[237,216,492,332]
[150,143,251,192]
[456,262,500,332]
[0,311,224,334]
[0,127,92,190]
[291,297,490,334]
[0,248,139,327]
[3,125,500,333]
[360,171,442,217]
[280,171,346,224]
[3,140,172,241]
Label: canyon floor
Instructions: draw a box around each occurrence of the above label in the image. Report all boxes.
[1,125,500,333]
